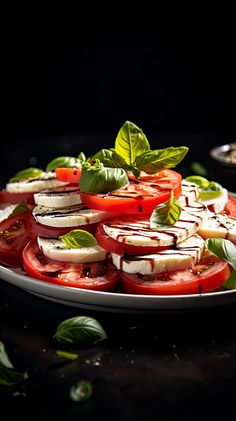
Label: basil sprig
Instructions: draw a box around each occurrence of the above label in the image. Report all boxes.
[69,380,93,402]
[0,340,28,386]
[46,156,83,172]
[53,316,108,345]
[9,167,43,182]
[10,201,28,217]
[59,230,98,248]
[150,191,181,229]
[93,121,188,178]
[79,160,128,194]
[205,238,236,289]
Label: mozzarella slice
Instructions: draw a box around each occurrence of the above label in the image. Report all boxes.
[37,236,108,263]
[32,204,117,227]
[6,171,68,193]
[179,180,199,206]
[102,208,205,248]
[111,234,205,275]
[0,203,18,222]
[198,212,236,244]
[34,186,82,208]
[198,188,228,213]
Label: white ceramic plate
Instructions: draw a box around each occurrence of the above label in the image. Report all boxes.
[1,264,236,314]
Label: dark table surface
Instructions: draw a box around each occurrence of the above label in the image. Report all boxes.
[1,132,236,420]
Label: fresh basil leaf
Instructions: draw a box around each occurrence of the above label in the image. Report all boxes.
[9,201,28,218]
[185,175,209,188]
[205,238,236,271]
[190,161,208,177]
[59,230,98,248]
[78,152,86,162]
[9,167,43,183]
[69,380,93,402]
[56,350,79,360]
[135,146,189,174]
[223,269,236,290]
[115,121,150,165]
[150,191,181,229]
[0,367,28,387]
[93,149,127,168]
[0,340,13,369]
[46,156,82,172]
[53,316,108,345]
[79,161,128,193]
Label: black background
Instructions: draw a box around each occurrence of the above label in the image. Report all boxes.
[1,22,236,183]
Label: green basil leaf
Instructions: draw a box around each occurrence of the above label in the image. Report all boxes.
[0,367,28,386]
[223,269,236,290]
[9,167,43,183]
[0,340,13,369]
[53,316,108,345]
[190,161,208,177]
[46,156,82,172]
[59,230,98,248]
[56,350,79,360]
[135,146,189,174]
[9,201,28,218]
[115,121,150,165]
[185,175,209,188]
[69,380,93,402]
[205,238,236,271]
[79,161,128,193]
[78,152,86,162]
[150,191,181,229]
[93,148,127,168]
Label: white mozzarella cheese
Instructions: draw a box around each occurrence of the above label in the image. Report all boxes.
[198,212,236,244]
[37,236,108,263]
[179,180,199,206]
[32,204,117,227]
[111,234,205,275]
[6,171,68,193]
[34,186,82,208]
[199,188,228,213]
[103,207,205,249]
[0,203,18,222]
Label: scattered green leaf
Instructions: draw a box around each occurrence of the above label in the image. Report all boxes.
[59,230,98,248]
[56,350,79,360]
[9,167,43,183]
[69,380,92,402]
[53,316,108,345]
[79,160,128,193]
[46,156,82,172]
[150,191,181,229]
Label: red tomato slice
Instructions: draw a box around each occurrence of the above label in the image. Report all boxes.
[120,260,230,295]
[25,215,98,237]
[0,213,35,266]
[0,191,35,205]
[22,239,120,291]
[96,216,170,255]
[80,169,182,214]
[224,195,236,217]
[55,167,81,184]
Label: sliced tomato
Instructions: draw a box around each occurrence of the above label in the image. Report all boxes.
[96,216,170,255]
[22,239,120,291]
[120,260,231,295]
[224,194,236,217]
[0,213,35,266]
[0,191,35,205]
[80,169,182,214]
[55,167,81,184]
[25,215,98,237]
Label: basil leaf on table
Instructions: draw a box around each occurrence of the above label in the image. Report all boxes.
[0,367,28,387]
[59,230,98,248]
[9,167,43,182]
[115,120,150,165]
[56,350,79,360]
[135,146,189,174]
[0,340,13,369]
[46,156,82,172]
[150,191,181,229]
[79,161,128,194]
[69,380,93,402]
[53,316,108,345]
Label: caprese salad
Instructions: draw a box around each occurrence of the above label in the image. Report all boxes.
[1,120,236,295]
